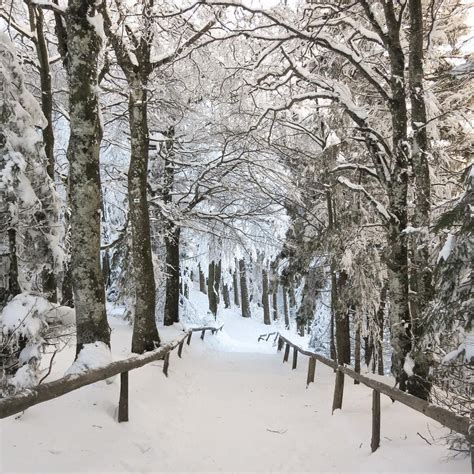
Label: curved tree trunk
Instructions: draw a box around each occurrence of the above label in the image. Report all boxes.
[128,83,160,353]
[65,0,110,355]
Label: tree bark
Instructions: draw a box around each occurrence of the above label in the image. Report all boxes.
[239,259,251,318]
[7,229,21,299]
[407,0,433,400]
[215,260,222,305]
[164,225,180,326]
[208,260,218,317]
[65,0,110,354]
[354,318,361,384]
[26,5,55,180]
[26,5,58,302]
[384,7,412,391]
[232,261,240,306]
[376,285,387,376]
[262,268,271,325]
[272,277,279,321]
[128,83,160,352]
[199,264,207,294]
[223,277,231,309]
[283,287,290,329]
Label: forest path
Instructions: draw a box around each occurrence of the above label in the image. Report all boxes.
[0,292,470,472]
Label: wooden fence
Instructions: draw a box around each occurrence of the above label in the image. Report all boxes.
[0,325,223,421]
[262,332,473,471]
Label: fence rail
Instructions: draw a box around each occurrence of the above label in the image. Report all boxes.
[262,332,472,469]
[0,325,223,420]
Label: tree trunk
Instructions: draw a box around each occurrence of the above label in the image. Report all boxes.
[332,270,351,365]
[65,0,110,354]
[232,261,240,306]
[239,259,251,318]
[407,0,433,400]
[408,0,433,314]
[199,264,207,294]
[27,6,55,180]
[283,287,290,329]
[164,224,180,326]
[354,318,361,384]
[223,281,231,309]
[215,260,222,305]
[208,261,218,317]
[262,268,271,325]
[128,83,160,353]
[329,312,336,362]
[26,6,58,302]
[272,278,279,321]
[384,11,412,391]
[7,229,21,299]
[376,286,387,376]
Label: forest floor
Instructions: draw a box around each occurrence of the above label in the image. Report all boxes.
[0,289,470,473]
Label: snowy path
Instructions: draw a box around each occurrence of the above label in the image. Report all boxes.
[0,298,470,473]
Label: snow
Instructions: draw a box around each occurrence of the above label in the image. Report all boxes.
[65,342,113,376]
[0,293,75,337]
[437,233,456,263]
[0,287,469,473]
[337,176,391,220]
[87,13,106,47]
[402,226,422,235]
[7,364,38,391]
[442,331,474,365]
[403,354,415,377]
[465,331,474,364]
[0,293,51,339]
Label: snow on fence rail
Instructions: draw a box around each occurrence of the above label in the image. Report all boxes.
[260,332,473,469]
[0,325,224,421]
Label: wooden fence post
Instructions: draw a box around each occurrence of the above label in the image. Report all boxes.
[187,332,192,345]
[292,347,298,370]
[283,343,290,363]
[201,329,205,340]
[178,340,184,358]
[163,353,170,377]
[332,368,344,412]
[118,371,129,422]
[371,389,381,452]
[307,357,316,386]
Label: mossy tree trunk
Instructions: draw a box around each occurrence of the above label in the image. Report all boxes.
[65,0,110,355]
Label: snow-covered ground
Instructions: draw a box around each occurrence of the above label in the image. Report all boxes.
[0,289,470,473]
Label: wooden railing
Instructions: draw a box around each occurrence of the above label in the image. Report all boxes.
[261,332,472,467]
[0,325,224,421]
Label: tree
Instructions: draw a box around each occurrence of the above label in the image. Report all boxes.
[65,0,110,354]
